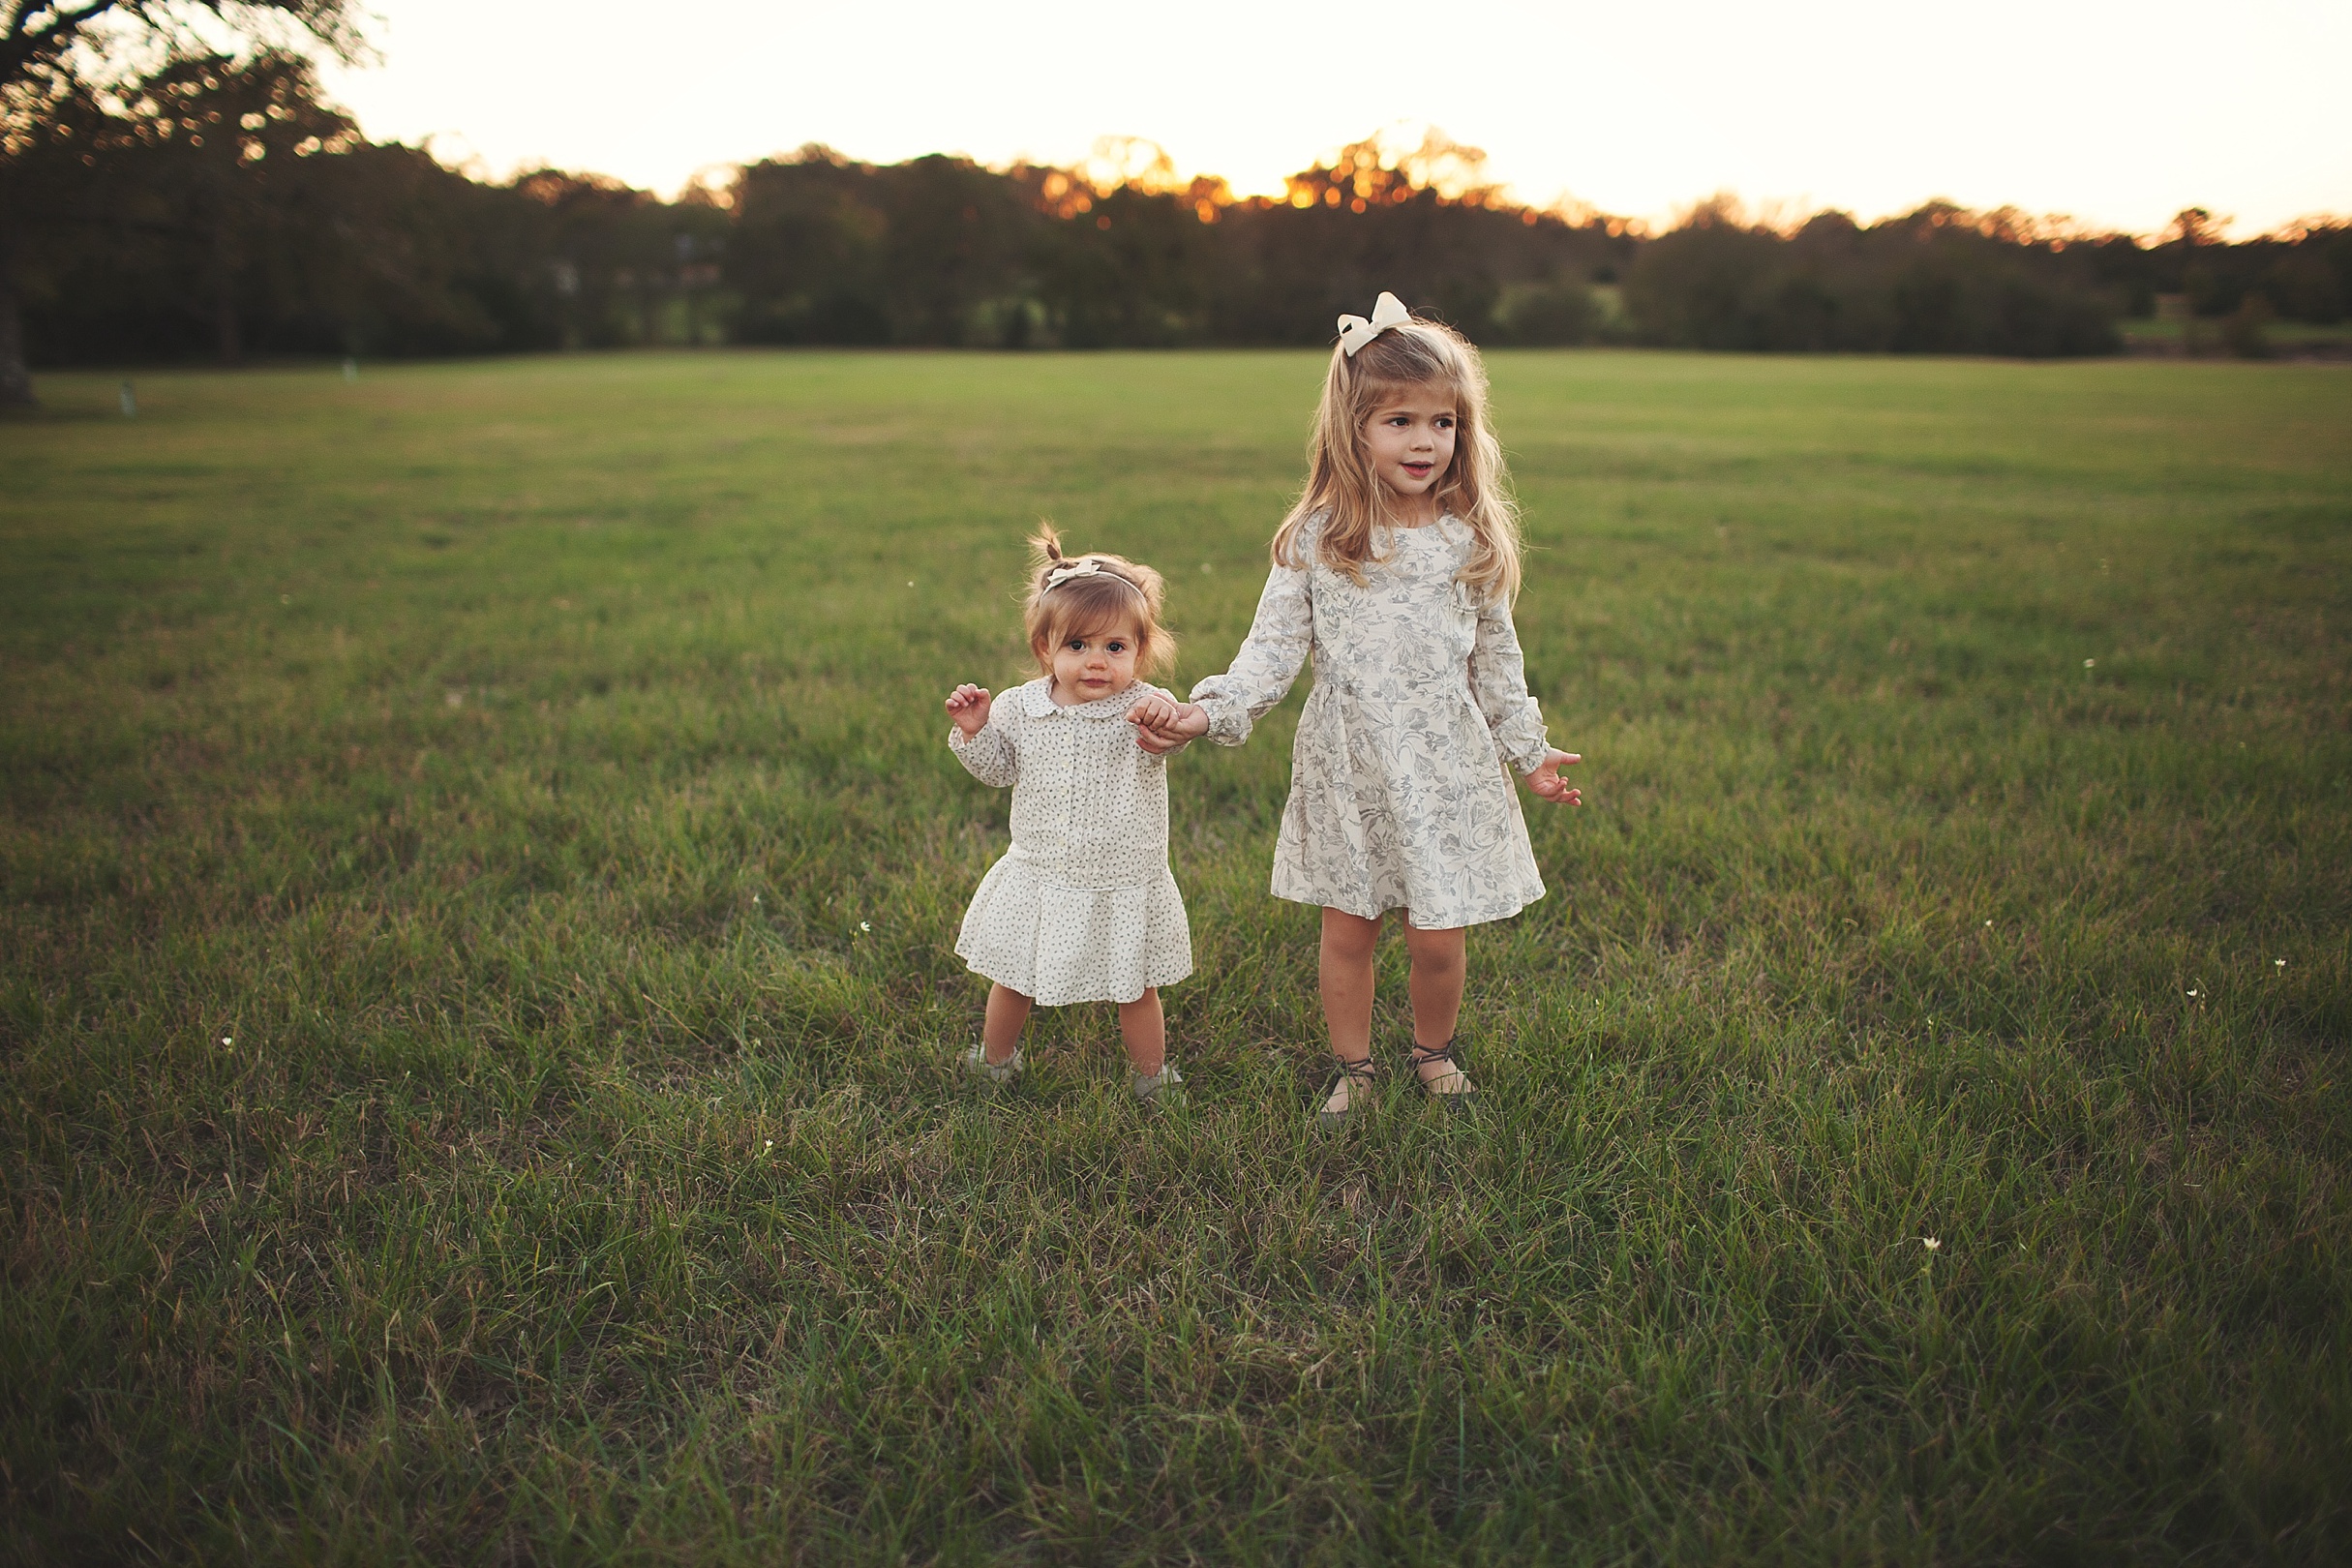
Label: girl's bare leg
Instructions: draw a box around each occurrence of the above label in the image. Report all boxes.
[1116,988,1165,1077]
[982,983,1032,1064]
[1400,920,1473,1093]
[1319,908,1382,1061]
[1318,908,1382,1113]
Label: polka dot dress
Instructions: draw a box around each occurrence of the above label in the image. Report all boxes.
[949,678,1193,1007]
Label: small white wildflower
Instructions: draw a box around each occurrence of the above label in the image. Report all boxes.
[2084,657,2095,669]
[2186,988,2200,998]
[906,581,915,588]
[752,894,761,903]
[859,920,872,932]
[2276,958,2286,969]
[763,1139,773,1150]
[220,1037,232,1046]
[1984,920,1993,928]
[1922,1237,1941,1252]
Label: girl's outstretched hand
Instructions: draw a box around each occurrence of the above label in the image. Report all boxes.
[1127,692,1208,755]
[945,683,993,738]
[1523,749,1583,804]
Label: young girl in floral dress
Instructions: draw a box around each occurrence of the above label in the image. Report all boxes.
[1130,293,1581,1123]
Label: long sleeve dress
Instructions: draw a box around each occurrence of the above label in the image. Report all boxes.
[1190,513,1553,930]
[949,678,1193,1006]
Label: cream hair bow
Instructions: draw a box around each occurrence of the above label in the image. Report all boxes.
[1044,558,1103,589]
[1337,291,1411,357]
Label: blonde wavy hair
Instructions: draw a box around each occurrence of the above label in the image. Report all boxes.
[1271,311,1523,602]
[1020,523,1177,678]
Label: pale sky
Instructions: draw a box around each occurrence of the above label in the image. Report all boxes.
[318,0,2351,237]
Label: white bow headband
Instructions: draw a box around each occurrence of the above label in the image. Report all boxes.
[1043,558,1105,590]
[1337,291,1411,357]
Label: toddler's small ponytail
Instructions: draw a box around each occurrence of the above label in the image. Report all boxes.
[1029,521,1069,582]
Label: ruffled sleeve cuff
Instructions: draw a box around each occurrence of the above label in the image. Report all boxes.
[1188,678,1255,746]
[1493,715,1553,777]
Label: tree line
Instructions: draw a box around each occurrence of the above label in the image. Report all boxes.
[7,26,2349,400]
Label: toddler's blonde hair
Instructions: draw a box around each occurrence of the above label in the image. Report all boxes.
[1021,523,1177,678]
[1272,310,1523,602]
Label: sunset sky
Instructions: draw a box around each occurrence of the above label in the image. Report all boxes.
[318,0,2351,236]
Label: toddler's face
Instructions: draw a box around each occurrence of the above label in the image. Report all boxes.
[1049,618,1143,705]
[1361,386,1459,505]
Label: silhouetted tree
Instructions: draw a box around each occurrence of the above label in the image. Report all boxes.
[0,0,364,402]
[1625,197,2119,356]
[115,52,356,361]
[727,147,1035,346]
[22,105,2350,368]
[1205,132,1630,345]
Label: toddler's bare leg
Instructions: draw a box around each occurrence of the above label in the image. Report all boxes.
[1401,920,1472,1092]
[983,984,1033,1064]
[1116,988,1165,1078]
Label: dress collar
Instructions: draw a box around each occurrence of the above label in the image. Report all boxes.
[1015,678,1154,719]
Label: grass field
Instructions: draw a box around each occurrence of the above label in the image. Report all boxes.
[3,348,2349,1563]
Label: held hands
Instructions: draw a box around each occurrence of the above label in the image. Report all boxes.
[1523,749,1583,805]
[949,682,1206,752]
[945,682,992,738]
[1127,691,1208,755]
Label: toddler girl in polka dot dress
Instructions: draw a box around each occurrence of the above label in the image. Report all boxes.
[944,527,1192,1107]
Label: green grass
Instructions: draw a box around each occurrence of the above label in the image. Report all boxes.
[3,348,2349,1564]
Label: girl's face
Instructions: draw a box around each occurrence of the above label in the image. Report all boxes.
[1360,385,1459,518]
[1049,618,1143,705]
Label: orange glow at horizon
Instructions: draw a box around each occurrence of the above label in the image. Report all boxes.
[322,0,2352,240]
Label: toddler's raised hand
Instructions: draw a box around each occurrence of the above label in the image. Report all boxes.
[945,682,993,738]
[1523,749,1583,805]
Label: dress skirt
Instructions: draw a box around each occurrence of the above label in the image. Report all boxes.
[955,852,1193,1007]
[1267,678,1545,929]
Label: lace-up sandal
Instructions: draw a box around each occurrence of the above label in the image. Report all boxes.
[1131,1060,1186,1112]
[1405,1034,1478,1112]
[962,1041,1023,1086]
[1316,1055,1380,1128]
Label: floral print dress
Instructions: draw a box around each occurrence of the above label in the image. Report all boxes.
[950,678,1193,1006]
[1191,514,1553,929]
